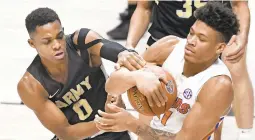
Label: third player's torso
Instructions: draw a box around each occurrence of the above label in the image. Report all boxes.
[149,0,208,39]
[149,0,231,39]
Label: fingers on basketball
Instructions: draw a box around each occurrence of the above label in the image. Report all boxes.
[127,65,177,116]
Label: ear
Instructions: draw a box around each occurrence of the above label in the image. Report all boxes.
[27,39,36,49]
[216,43,226,55]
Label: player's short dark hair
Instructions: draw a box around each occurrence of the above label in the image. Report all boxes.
[25,7,61,34]
[194,2,240,43]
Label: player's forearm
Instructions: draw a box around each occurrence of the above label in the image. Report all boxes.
[127,118,176,140]
[99,40,127,62]
[62,121,99,140]
[105,68,137,95]
[126,3,152,48]
[232,1,250,43]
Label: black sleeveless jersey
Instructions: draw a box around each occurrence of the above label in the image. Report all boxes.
[27,28,129,140]
[149,0,231,39]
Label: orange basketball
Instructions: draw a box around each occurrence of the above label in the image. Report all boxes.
[127,65,177,116]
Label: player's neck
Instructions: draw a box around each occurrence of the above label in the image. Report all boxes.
[183,60,215,77]
[41,55,69,83]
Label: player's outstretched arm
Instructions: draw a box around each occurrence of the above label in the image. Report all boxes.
[105,36,179,107]
[95,104,176,140]
[72,29,146,71]
[17,72,100,140]
[106,35,179,95]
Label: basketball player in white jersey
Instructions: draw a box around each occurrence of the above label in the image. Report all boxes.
[94,2,239,140]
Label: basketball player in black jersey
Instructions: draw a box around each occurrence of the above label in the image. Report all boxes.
[17,8,145,140]
[125,1,253,139]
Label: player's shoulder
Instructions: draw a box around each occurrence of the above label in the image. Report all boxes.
[200,75,233,100]
[211,75,232,88]
[207,75,232,92]
[17,72,48,108]
[18,72,35,91]
[18,71,44,95]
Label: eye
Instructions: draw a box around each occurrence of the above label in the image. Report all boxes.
[199,37,206,42]
[57,32,64,39]
[44,40,51,45]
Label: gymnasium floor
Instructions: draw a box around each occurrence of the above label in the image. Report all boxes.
[0,0,254,139]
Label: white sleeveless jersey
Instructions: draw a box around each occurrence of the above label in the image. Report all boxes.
[150,38,231,135]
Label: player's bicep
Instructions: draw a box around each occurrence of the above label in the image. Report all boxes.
[177,76,233,140]
[142,36,179,65]
[176,102,220,140]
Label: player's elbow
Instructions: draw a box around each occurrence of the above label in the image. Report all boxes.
[143,48,159,63]
[137,1,152,13]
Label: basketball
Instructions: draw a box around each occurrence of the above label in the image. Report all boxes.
[127,65,177,116]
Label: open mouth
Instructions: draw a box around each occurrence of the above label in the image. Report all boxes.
[54,52,65,60]
[55,52,63,56]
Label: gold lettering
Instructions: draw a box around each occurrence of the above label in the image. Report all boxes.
[73,99,93,120]
[55,100,68,108]
[133,88,144,111]
[71,84,84,100]
[176,1,192,18]
[80,76,91,90]
[63,92,77,105]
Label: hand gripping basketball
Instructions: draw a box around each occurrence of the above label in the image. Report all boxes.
[128,65,177,116]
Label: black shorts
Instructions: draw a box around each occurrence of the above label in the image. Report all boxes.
[147,36,156,46]
[51,131,131,140]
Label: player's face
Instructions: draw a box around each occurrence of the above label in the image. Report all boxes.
[185,20,226,64]
[28,20,66,63]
